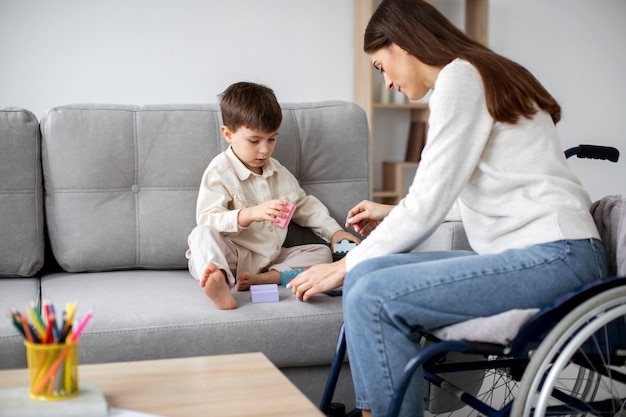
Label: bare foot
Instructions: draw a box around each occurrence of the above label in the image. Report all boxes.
[200,262,237,310]
[236,272,252,291]
[236,270,280,291]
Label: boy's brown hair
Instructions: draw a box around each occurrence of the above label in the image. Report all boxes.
[219,82,283,133]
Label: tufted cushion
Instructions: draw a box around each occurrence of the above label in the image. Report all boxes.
[0,107,44,277]
[40,102,369,272]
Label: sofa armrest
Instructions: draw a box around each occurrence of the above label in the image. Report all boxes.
[0,107,44,277]
[411,221,470,252]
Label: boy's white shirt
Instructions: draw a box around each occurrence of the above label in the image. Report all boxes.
[346,59,599,272]
[195,146,343,275]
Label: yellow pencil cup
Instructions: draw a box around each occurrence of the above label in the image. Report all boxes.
[24,341,79,401]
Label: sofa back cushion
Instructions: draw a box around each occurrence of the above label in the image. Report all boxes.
[0,107,44,277]
[41,102,369,272]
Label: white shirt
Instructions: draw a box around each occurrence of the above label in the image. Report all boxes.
[196,146,343,274]
[346,59,599,271]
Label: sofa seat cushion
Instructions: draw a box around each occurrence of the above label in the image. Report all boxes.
[40,271,343,368]
[0,107,44,277]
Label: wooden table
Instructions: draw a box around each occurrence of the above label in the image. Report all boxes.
[0,353,324,417]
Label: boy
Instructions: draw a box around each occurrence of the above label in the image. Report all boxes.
[186,82,359,310]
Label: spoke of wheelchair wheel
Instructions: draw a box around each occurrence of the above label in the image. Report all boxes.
[585,319,619,413]
[431,311,626,417]
[480,374,511,404]
[432,369,518,416]
[557,340,604,413]
[547,317,626,416]
[596,325,615,411]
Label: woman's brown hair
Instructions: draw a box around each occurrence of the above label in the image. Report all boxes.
[364,0,561,124]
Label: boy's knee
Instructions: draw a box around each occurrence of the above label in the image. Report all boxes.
[188,224,220,243]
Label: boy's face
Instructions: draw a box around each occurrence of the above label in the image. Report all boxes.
[222,125,278,174]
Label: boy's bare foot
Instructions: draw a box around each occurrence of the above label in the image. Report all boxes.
[236,272,252,291]
[236,270,280,291]
[200,262,237,310]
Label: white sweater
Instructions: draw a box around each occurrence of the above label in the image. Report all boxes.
[345,59,599,272]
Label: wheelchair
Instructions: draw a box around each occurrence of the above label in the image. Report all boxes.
[320,145,623,417]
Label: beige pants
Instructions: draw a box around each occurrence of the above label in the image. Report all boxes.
[186,225,331,286]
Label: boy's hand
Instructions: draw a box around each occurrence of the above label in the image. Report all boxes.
[345,200,394,236]
[238,200,291,228]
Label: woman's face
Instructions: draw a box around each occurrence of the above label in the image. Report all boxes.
[368,43,438,101]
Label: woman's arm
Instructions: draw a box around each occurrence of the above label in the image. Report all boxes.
[343,60,493,271]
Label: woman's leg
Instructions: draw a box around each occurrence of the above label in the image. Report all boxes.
[343,239,607,417]
[343,250,475,417]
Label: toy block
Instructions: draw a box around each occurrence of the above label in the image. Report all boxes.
[274,201,295,229]
[332,239,357,262]
[279,269,305,287]
[334,239,357,254]
[250,284,279,303]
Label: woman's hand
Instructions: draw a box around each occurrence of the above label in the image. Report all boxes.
[287,258,347,301]
[345,200,394,236]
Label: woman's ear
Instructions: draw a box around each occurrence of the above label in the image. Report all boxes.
[391,42,409,55]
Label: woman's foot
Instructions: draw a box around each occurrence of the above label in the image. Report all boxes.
[200,262,237,310]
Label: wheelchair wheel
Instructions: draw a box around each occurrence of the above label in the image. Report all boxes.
[427,354,521,416]
[512,286,626,417]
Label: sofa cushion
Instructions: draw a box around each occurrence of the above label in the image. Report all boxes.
[0,107,44,277]
[278,102,370,248]
[40,102,369,272]
[39,271,344,368]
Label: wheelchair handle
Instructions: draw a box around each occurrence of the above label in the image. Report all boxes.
[565,145,620,162]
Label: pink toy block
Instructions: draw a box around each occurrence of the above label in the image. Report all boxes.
[250,284,280,303]
[274,201,295,229]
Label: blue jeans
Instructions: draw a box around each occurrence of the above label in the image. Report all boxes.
[343,239,607,417]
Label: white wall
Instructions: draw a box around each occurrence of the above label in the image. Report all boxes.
[1,0,624,200]
[0,0,354,116]
[489,0,626,200]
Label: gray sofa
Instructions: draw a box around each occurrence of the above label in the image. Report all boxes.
[0,102,468,409]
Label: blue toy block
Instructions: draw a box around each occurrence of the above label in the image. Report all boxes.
[279,269,305,287]
[334,239,357,254]
[250,284,279,303]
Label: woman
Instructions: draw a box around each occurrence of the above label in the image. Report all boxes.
[288,0,607,416]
